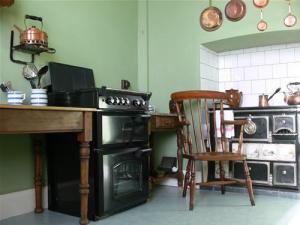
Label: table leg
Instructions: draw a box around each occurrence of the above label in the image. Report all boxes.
[33,135,43,213]
[176,130,183,187]
[77,111,92,225]
[78,141,90,225]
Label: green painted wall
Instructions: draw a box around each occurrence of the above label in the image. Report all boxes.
[140,0,300,168]
[2,0,300,195]
[0,0,138,195]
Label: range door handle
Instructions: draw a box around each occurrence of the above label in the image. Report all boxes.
[134,148,152,158]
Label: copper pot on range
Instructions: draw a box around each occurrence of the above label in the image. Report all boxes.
[259,87,281,107]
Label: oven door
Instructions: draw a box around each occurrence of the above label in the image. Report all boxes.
[95,147,151,219]
[95,111,150,147]
[234,115,269,141]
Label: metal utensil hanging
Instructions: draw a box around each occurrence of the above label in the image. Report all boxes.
[199,0,223,32]
[284,0,297,27]
[257,9,268,31]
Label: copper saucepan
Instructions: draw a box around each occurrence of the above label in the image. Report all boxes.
[225,0,246,22]
[253,0,269,8]
[259,88,281,107]
[14,15,48,46]
[200,0,223,32]
[284,0,297,27]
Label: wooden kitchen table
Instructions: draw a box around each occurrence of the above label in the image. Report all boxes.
[0,104,96,225]
[150,113,184,186]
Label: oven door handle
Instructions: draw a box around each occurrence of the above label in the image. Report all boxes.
[135,148,152,158]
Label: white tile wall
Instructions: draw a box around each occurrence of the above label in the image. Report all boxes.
[200,43,300,107]
[200,47,219,90]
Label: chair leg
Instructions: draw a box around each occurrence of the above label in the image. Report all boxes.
[219,161,225,195]
[189,160,196,210]
[243,160,255,206]
[183,159,191,197]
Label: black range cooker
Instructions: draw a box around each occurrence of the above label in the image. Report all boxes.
[45,62,152,220]
[229,106,300,190]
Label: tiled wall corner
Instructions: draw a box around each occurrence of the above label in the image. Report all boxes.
[216,43,300,107]
[200,46,219,90]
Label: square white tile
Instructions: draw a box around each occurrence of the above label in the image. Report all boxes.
[287,62,300,77]
[273,64,287,78]
[244,66,258,80]
[238,81,252,94]
[251,51,265,66]
[258,65,273,79]
[219,69,231,82]
[265,50,280,65]
[237,53,251,67]
[251,80,266,94]
[279,48,295,63]
[231,68,244,81]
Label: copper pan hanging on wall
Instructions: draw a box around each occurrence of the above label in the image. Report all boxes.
[225,0,246,22]
[253,0,269,8]
[200,0,223,32]
[284,0,297,27]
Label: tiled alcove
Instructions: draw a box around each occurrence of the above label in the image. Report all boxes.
[200,43,300,107]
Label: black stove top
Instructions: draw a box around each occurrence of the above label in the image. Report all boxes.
[45,62,151,111]
[48,86,151,112]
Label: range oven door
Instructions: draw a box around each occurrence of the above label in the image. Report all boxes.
[234,115,269,141]
[94,111,150,147]
[94,147,151,219]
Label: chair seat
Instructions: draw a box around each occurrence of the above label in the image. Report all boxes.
[182,151,246,161]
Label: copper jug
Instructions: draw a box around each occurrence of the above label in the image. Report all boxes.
[225,89,243,108]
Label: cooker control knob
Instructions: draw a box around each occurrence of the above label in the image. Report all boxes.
[114,97,121,105]
[125,98,130,105]
[106,96,115,105]
[141,100,146,106]
[133,99,141,107]
[120,97,126,105]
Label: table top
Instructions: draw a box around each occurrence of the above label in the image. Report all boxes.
[0,104,96,112]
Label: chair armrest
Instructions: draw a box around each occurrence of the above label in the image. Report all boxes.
[223,119,248,126]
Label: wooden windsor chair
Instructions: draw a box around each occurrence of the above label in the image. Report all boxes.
[170,90,255,210]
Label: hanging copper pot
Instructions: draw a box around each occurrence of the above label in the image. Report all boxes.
[257,9,268,32]
[200,0,223,32]
[14,15,48,47]
[284,0,297,27]
[225,0,246,22]
[0,0,14,7]
[253,0,269,8]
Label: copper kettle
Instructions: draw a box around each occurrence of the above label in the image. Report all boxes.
[14,15,48,47]
[284,82,300,105]
[225,89,243,108]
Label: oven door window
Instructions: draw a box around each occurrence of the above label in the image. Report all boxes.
[113,159,143,198]
[101,115,149,145]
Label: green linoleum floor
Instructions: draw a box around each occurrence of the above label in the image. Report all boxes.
[1,186,300,225]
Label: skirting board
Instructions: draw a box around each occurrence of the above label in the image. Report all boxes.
[0,187,48,221]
